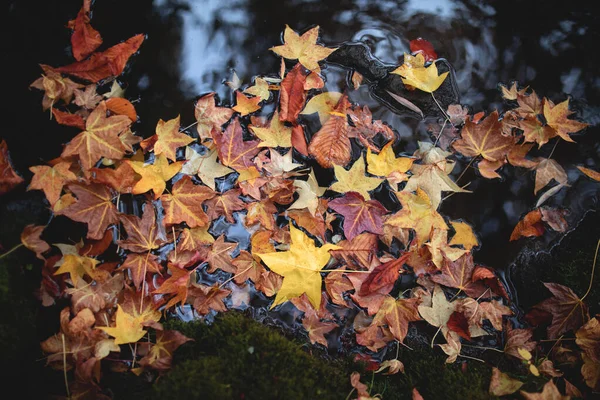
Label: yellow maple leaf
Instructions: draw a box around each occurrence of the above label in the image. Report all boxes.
[270,25,337,71]
[366,141,414,178]
[232,91,261,116]
[330,156,383,200]
[244,77,270,102]
[391,53,448,93]
[448,220,479,251]
[152,115,195,161]
[543,98,589,143]
[249,110,292,148]
[127,153,182,199]
[54,253,99,285]
[181,146,234,190]
[255,224,340,309]
[98,305,146,345]
[385,188,448,246]
[300,92,343,124]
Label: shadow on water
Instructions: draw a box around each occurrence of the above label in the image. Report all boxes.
[2,0,599,351]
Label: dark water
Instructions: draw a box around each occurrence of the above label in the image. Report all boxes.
[2,0,599,349]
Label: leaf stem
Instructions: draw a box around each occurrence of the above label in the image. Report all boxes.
[431,93,450,121]
[462,344,504,353]
[456,157,476,184]
[581,238,600,301]
[218,264,253,289]
[0,243,24,260]
[61,333,70,399]
[433,118,448,147]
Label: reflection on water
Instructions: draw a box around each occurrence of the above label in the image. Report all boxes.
[2,0,599,338]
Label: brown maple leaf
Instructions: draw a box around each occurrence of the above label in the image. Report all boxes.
[143,116,195,161]
[118,204,166,253]
[56,34,145,83]
[529,282,589,339]
[543,98,589,143]
[153,264,195,309]
[205,189,246,223]
[302,312,336,347]
[194,93,234,141]
[30,64,84,110]
[452,110,515,163]
[212,118,260,171]
[68,0,102,61]
[58,183,119,240]
[329,192,387,241]
[330,232,379,270]
[28,161,77,206]
[205,235,237,274]
[360,254,410,296]
[430,253,490,298]
[231,250,266,285]
[62,102,131,171]
[189,284,231,315]
[21,224,50,260]
[117,253,162,289]
[160,176,215,228]
[90,161,140,193]
[139,329,193,371]
[371,295,422,343]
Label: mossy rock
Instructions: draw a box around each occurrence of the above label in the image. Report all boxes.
[152,313,351,400]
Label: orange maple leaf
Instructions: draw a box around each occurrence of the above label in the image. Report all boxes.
[212,118,260,171]
[62,102,131,171]
[28,161,77,206]
[126,153,182,199]
[160,176,215,228]
[119,204,166,253]
[452,110,515,162]
[194,92,234,141]
[142,116,194,161]
[543,98,588,143]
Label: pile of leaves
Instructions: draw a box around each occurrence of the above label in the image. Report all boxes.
[0,1,599,398]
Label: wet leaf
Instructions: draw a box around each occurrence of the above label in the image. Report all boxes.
[127,154,182,199]
[391,53,448,93]
[329,157,383,200]
[270,25,336,71]
[161,176,215,228]
[543,98,588,143]
[28,161,77,206]
[329,192,387,241]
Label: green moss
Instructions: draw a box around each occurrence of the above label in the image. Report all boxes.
[360,345,495,400]
[154,313,351,400]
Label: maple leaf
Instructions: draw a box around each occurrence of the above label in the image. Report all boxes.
[231,250,266,284]
[329,157,383,200]
[28,161,77,206]
[56,34,145,83]
[90,161,140,193]
[519,116,557,147]
[21,224,50,260]
[385,189,448,246]
[325,268,353,307]
[403,142,468,208]
[190,284,231,315]
[105,97,137,122]
[181,146,234,190]
[347,106,395,144]
[331,232,379,270]
[301,92,343,124]
[246,199,278,230]
[543,98,588,143]
[288,169,327,216]
[255,224,340,309]
[145,116,194,161]
[139,330,193,372]
[308,95,352,168]
[520,381,570,400]
[535,158,568,195]
[117,252,161,289]
[452,110,515,164]
[510,209,545,241]
[448,220,479,251]
[212,118,260,171]
[51,109,86,129]
[62,102,131,171]
[504,323,537,359]
[244,77,270,102]
[153,264,195,309]
[58,183,119,240]
[232,91,261,116]
[418,284,455,330]
[358,255,408,296]
[98,305,146,345]
[119,212,164,260]
[161,176,215,228]
[67,274,124,313]
[329,192,387,241]
[431,253,489,298]
[73,84,103,109]
[205,189,246,223]
[127,153,182,199]
[426,228,467,269]
[279,63,308,123]
[489,367,524,397]
[249,110,292,148]
[500,82,528,101]
[302,312,336,347]
[371,295,421,343]
[30,64,84,110]
[366,141,414,179]
[270,25,336,71]
[54,253,99,285]
[529,282,589,339]
[205,235,237,274]
[194,93,234,141]
[391,53,448,93]
[68,1,102,61]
